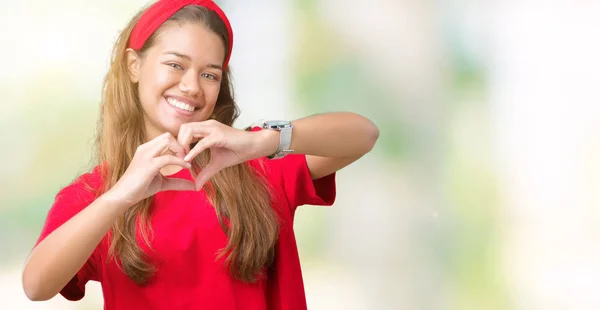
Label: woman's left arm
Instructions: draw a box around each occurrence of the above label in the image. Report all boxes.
[179,112,378,189]
[257,112,380,179]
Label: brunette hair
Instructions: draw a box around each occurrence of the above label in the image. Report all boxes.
[95,5,279,284]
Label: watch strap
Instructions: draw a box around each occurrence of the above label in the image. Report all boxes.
[263,121,293,159]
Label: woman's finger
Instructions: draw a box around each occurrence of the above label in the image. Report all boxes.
[177,124,194,154]
[194,161,220,191]
[177,123,212,154]
[184,135,218,162]
[149,133,187,158]
[152,155,192,170]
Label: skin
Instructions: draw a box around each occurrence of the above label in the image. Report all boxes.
[127,22,225,142]
[22,20,379,301]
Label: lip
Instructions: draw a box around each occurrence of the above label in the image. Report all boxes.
[164,96,196,116]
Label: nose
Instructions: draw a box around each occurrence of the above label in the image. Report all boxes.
[178,70,202,97]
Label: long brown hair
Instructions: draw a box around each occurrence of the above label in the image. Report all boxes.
[95,5,279,284]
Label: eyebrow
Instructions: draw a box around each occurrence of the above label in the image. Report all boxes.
[163,51,223,70]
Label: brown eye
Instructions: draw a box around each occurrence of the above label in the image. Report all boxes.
[167,63,184,70]
[201,73,218,80]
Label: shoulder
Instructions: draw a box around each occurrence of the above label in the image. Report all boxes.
[50,165,104,215]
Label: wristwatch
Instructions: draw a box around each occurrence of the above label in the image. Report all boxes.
[262,120,294,159]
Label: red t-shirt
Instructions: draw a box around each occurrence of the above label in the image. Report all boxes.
[35,154,336,310]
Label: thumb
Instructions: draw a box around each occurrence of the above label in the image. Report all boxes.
[195,162,220,191]
[160,178,196,192]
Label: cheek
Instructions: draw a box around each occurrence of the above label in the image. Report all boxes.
[192,85,221,121]
[205,84,221,106]
[139,65,174,97]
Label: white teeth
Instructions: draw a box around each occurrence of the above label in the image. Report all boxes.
[167,97,195,112]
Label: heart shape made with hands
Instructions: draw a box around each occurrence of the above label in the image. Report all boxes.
[166,139,225,192]
[172,121,265,191]
[161,140,224,192]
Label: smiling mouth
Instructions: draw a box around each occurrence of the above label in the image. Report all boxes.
[165,97,199,112]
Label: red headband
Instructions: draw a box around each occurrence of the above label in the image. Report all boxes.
[129,0,234,69]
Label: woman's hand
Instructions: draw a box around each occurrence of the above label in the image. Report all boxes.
[177,120,278,190]
[104,132,196,206]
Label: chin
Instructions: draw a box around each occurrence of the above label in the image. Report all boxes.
[156,119,184,137]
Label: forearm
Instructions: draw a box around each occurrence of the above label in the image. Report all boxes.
[288,112,379,158]
[22,194,130,301]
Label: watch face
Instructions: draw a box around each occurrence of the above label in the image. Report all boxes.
[264,120,291,128]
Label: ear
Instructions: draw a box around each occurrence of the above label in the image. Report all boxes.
[125,48,141,83]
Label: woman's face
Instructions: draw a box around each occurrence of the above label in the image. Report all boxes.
[127,21,226,140]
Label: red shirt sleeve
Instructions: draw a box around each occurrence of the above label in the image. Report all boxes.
[35,170,102,301]
[262,154,336,212]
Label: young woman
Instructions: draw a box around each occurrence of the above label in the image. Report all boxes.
[22,0,378,309]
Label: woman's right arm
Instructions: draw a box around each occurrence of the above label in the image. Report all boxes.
[22,132,195,301]
[22,194,131,301]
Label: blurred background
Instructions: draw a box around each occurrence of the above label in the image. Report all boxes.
[1,0,600,309]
